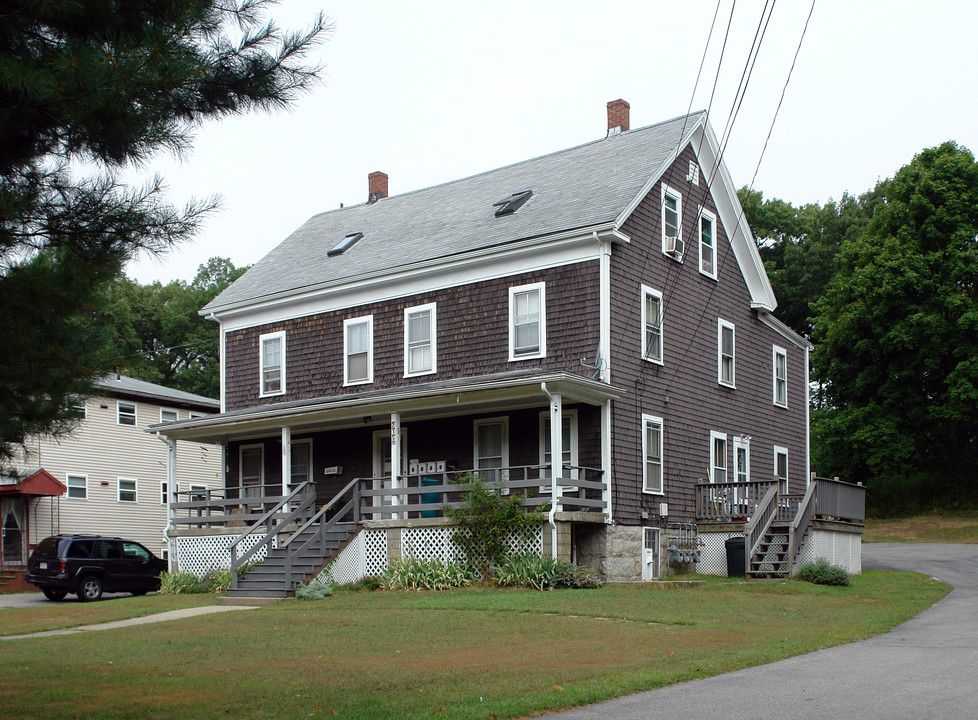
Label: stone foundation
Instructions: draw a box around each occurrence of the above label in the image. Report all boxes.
[576,524,643,581]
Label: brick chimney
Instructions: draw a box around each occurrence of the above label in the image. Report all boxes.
[367,171,388,204]
[607,99,630,136]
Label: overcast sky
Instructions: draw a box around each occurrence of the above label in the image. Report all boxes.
[125,0,978,285]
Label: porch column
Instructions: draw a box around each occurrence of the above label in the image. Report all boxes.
[165,437,177,572]
[546,389,562,559]
[390,412,401,520]
[601,398,613,521]
[281,425,291,497]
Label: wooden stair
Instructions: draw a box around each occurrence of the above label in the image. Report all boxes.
[747,524,790,578]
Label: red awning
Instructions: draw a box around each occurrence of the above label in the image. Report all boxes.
[0,468,66,497]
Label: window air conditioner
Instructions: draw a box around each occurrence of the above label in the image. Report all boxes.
[665,235,684,257]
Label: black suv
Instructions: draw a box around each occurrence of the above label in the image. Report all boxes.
[26,535,167,601]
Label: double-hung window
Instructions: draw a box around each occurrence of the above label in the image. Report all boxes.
[473,418,509,484]
[118,478,137,503]
[117,402,136,426]
[699,208,717,278]
[260,331,286,397]
[67,474,87,500]
[710,431,728,484]
[290,440,313,487]
[773,345,788,407]
[404,303,436,376]
[160,409,178,423]
[509,282,546,360]
[661,183,683,258]
[642,414,664,494]
[344,316,373,385]
[718,319,735,388]
[641,285,663,364]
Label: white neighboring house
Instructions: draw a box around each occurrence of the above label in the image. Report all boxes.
[13,375,221,561]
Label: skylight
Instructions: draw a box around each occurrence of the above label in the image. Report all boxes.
[493,190,533,217]
[327,232,364,257]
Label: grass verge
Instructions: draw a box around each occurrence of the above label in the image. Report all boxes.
[0,571,948,720]
[864,510,978,543]
[0,594,219,637]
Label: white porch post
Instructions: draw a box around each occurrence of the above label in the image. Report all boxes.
[601,399,613,521]
[390,412,401,520]
[165,436,177,572]
[543,387,562,559]
[281,425,292,498]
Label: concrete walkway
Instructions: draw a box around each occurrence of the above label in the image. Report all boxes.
[0,603,258,641]
[555,543,978,720]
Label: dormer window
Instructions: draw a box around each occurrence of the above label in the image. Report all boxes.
[493,190,533,217]
[327,232,363,257]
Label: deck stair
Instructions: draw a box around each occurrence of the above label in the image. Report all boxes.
[226,522,357,598]
[747,524,790,578]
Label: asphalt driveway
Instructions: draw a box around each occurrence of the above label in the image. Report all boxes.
[556,543,978,720]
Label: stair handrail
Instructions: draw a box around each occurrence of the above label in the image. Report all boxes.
[230,482,315,590]
[788,479,817,569]
[743,482,779,564]
[280,477,363,592]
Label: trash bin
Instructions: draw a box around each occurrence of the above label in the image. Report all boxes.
[420,476,440,518]
[725,536,746,577]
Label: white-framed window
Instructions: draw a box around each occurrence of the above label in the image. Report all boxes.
[699,208,717,279]
[240,444,264,499]
[641,285,664,364]
[509,282,546,361]
[734,435,750,484]
[69,398,86,419]
[117,401,136,426]
[718,319,736,388]
[404,303,437,377]
[160,408,178,423]
[189,484,207,502]
[66,474,87,500]
[161,481,168,505]
[290,439,313,487]
[473,417,509,484]
[710,431,728,483]
[642,414,664,495]
[774,446,789,494]
[773,345,788,407]
[344,316,374,385]
[259,330,286,397]
[118,478,137,503]
[539,410,578,492]
[661,183,683,259]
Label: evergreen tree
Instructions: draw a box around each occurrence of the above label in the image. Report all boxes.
[0,1,326,464]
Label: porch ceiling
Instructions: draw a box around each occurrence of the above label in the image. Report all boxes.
[150,370,623,445]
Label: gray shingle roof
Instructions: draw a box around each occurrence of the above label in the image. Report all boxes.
[94,375,220,409]
[204,112,705,313]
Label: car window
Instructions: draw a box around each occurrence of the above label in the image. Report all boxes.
[67,539,96,558]
[36,537,61,556]
[122,542,151,561]
[97,541,123,559]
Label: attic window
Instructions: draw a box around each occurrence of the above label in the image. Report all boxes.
[327,232,363,257]
[493,190,533,217]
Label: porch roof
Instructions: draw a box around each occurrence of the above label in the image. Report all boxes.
[0,468,66,497]
[149,370,623,445]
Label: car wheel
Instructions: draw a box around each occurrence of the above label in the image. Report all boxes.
[77,575,103,602]
[42,589,67,601]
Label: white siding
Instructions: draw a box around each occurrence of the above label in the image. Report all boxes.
[21,394,221,558]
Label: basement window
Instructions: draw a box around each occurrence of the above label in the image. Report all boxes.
[327,232,364,257]
[493,190,533,217]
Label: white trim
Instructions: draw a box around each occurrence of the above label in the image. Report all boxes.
[117,401,137,427]
[343,315,374,386]
[259,330,286,397]
[219,325,226,413]
[804,345,811,483]
[710,431,728,484]
[640,285,664,365]
[717,319,736,388]
[117,477,138,503]
[473,416,510,482]
[661,182,684,260]
[774,445,789,494]
[698,207,718,280]
[160,408,179,423]
[601,399,613,522]
[641,414,664,495]
[773,345,788,408]
[757,309,812,350]
[598,235,612,382]
[733,435,750,484]
[403,302,437,377]
[508,282,546,361]
[66,473,87,500]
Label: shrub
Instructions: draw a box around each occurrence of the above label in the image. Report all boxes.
[382,557,475,591]
[341,576,383,592]
[496,554,602,590]
[159,571,205,594]
[796,558,850,586]
[294,580,335,600]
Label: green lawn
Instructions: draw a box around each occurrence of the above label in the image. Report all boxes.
[863,510,978,543]
[0,572,948,720]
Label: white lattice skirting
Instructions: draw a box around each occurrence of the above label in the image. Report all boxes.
[172,534,271,578]
[697,531,743,576]
[794,529,862,574]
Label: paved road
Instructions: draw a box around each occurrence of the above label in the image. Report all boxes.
[556,544,978,720]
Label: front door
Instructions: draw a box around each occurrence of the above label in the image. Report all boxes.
[372,429,407,520]
[642,527,660,581]
[1,499,25,565]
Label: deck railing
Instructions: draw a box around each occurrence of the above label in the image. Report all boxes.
[695,477,865,525]
[813,476,865,522]
[695,480,777,522]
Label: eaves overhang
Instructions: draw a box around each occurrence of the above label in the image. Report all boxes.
[149,371,624,445]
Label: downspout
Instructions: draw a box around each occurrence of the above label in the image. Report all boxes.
[541,383,560,560]
[157,432,177,572]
